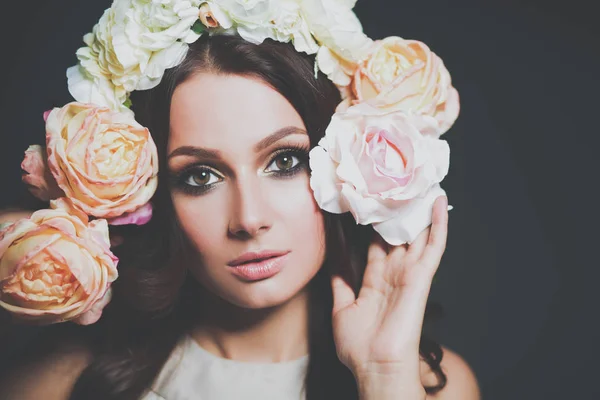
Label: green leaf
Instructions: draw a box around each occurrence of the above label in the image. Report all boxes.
[192,20,205,35]
[123,98,133,109]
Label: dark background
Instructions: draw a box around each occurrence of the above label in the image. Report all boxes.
[1,1,598,399]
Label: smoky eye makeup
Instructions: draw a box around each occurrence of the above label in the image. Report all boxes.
[168,143,311,196]
[168,164,224,196]
[264,144,310,177]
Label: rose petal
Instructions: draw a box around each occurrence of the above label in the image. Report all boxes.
[107,202,153,226]
[44,102,159,219]
[43,110,52,122]
[372,185,446,245]
[21,145,64,202]
[0,206,118,325]
[73,287,112,326]
[308,146,345,214]
[66,65,125,110]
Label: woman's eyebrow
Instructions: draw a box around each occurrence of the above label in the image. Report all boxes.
[167,126,307,160]
[168,146,221,161]
[253,126,307,152]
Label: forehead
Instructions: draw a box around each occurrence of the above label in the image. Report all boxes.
[168,73,306,153]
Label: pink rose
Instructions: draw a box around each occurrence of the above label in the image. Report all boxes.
[29,102,158,220]
[349,37,460,135]
[309,103,450,245]
[21,145,64,201]
[106,202,153,226]
[0,198,118,324]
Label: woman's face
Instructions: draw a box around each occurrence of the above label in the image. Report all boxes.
[168,72,326,309]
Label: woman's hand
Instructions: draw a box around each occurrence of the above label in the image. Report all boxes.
[331,196,449,399]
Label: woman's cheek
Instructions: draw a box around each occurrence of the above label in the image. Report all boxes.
[272,176,326,250]
[172,195,225,253]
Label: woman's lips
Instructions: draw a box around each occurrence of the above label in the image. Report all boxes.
[227,250,290,266]
[227,253,290,282]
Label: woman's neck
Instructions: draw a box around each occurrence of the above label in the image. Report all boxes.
[189,287,311,363]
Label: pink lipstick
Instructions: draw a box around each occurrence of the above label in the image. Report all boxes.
[227,250,290,282]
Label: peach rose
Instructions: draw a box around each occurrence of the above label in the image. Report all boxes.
[309,102,449,245]
[23,102,159,220]
[350,37,460,134]
[0,198,118,324]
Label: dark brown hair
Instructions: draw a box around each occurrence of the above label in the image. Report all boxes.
[68,34,447,399]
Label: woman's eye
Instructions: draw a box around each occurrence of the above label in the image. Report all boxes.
[266,153,301,172]
[184,169,221,187]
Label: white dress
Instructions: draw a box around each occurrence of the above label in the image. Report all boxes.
[141,335,310,400]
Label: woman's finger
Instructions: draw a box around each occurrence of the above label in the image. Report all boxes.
[360,232,392,293]
[331,274,356,316]
[388,241,409,268]
[367,231,388,265]
[418,196,449,274]
[402,226,430,264]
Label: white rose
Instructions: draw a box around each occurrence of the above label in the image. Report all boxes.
[67,7,135,109]
[315,46,357,86]
[112,0,204,90]
[214,0,275,44]
[300,0,372,85]
[68,0,205,108]
[309,102,450,245]
[269,0,319,54]
[117,0,203,52]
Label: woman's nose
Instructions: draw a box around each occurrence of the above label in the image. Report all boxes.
[227,179,272,239]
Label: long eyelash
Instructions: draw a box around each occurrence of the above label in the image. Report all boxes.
[267,144,311,178]
[169,144,311,196]
[169,165,220,196]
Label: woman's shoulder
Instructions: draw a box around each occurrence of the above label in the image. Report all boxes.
[421,345,481,400]
[0,336,92,400]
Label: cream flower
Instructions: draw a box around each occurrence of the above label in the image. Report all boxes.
[203,0,318,54]
[316,46,358,87]
[40,102,158,219]
[212,0,275,43]
[112,0,203,90]
[351,37,460,134]
[0,199,118,325]
[68,0,204,108]
[300,0,372,86]
[309,102,450,245]
[269,0,319,54]
[67,7,137,109]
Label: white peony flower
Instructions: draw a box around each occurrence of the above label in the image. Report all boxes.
[309,102,450,245]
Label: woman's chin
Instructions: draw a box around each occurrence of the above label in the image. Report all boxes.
[220,282,310,311]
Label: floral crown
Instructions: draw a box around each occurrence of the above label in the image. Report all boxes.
[0,0,459,325]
